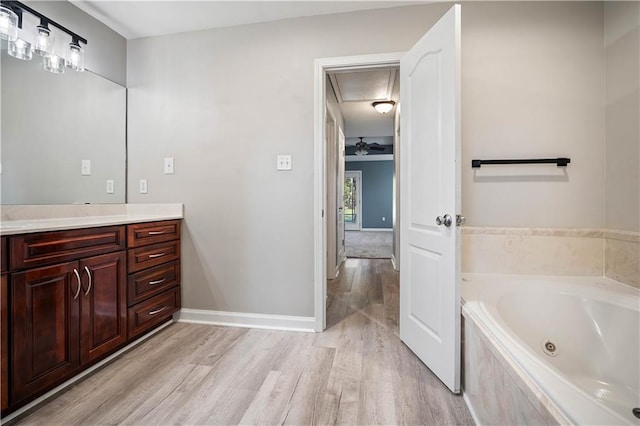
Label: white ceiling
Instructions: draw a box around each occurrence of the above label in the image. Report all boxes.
[70,1,424,40]
[329,68,399,141]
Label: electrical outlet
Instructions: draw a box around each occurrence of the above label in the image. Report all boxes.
[139,179,148,194]
[277,155,292,171]
[81,160,91,175]
[164,157,175,174]
[106,180,114,194]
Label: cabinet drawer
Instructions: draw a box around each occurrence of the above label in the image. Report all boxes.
[10,226,125,270]
[127,221,180,248]
[128,261,180,306]
[127,241,180,273]
[128,287,180,339]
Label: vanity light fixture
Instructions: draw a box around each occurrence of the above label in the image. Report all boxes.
[8,36,31,60]
[32,20,55,57]
[372,100,396,114]
[0,4,17,41]
[67,37,84,71]
[44,54,66,74]
[0,0,87,73]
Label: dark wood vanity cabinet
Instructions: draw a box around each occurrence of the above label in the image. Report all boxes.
[2,220,180,415]
[1,272,9,412]
[79,251,127,365]
[11,262,82,403]
[126,221,181,339]
[8,227,127,408]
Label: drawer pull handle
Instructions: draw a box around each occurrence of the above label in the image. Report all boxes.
[148,277,167,286]
[148,252,166,259]
[148,231,165,235]
[72,268,82,300]
[83,266,92,296]
[149,305,167,315]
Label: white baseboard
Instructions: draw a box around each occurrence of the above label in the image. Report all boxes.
[463,391,482,426]
[391,254,399,271]
[360,228,393,232]
[177,309,316,333]
[1,320,174,425]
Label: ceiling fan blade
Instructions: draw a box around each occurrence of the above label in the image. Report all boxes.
[368,145,386,151]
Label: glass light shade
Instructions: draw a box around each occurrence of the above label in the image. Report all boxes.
[33,25,55,56]
[44,54,66,74]
[0,6,18,41]
[355,149,368,156]
[67,43,85,72]
[372,101,395,114]
[8,38,33,60]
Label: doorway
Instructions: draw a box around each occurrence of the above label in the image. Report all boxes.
[314,53,403,333]
[344,171,362,231]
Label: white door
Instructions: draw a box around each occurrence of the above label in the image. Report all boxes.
[344,171,362,231]
[399,4,461,393]
[336,128,346,264]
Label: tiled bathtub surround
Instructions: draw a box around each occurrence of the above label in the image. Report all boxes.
[605,230,640,288]
[462,227,604,276]
[462,314,567,425]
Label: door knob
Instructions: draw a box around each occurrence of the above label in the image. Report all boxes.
[435,214,453,227]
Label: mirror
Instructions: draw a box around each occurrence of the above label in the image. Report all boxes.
[1,55,126,204]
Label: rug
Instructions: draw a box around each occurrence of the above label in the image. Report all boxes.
[345,230,393,259]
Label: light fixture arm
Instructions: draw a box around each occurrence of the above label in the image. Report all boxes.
[1,0,87,45]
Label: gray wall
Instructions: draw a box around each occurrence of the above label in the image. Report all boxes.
[604,2,640,233]
[24,2,126,85]
[127,2,607,317]
[346,161,393,229]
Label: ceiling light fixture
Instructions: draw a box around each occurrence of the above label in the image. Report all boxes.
[0,0,88,73]
[372,100,396,114]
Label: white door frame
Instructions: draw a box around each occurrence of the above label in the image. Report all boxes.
[325,108,338,279]
[314,52,404,332]
[344,170,362,231]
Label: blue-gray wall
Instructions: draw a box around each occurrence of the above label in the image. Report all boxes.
[345,160,393,229]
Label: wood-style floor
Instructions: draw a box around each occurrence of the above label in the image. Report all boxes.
[14,258,474,425]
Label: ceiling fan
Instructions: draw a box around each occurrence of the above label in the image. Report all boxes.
[354,137,385,156]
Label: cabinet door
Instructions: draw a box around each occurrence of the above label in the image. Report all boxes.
[80,252,126,365]
[12,262,81,404]
[2,274,9,412]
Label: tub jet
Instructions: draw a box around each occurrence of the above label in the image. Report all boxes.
[541,339,559,357]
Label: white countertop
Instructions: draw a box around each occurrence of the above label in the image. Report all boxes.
[0,204,183,235]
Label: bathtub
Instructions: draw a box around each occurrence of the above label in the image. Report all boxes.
[462,274,640,425]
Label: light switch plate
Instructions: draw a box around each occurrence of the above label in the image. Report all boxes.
[139,179,148,194]
[164,157,175,174]
[106,180,114,194]
[81,160,91,175]
[277,155,292,171]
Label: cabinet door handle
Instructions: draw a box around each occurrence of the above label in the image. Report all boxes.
[148,277,167,286]
[72,268,82,300]
[148,252,166,259]
[148,231,165,235]
[83,266,92,296]
[148,305,167,315]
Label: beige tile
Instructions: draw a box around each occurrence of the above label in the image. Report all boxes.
[606,236,640,288]
[462,230,603,276]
